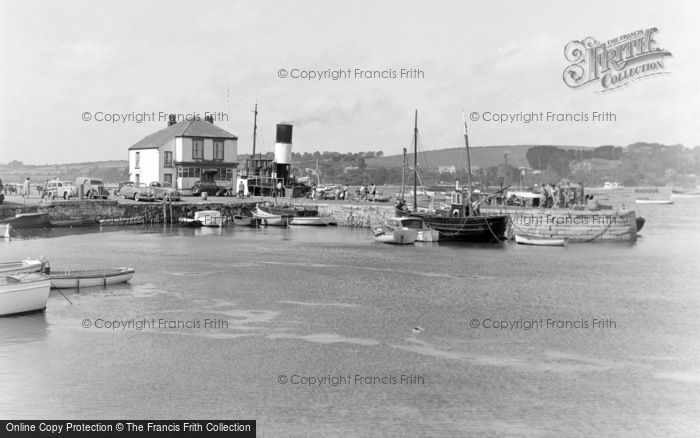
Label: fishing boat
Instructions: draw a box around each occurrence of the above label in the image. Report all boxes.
[0,259,50,275]
[289,216,333,226]
[259,203,329,225]
[515,234,568,247]
[50,267,135,289]
[253,207,290,226]
[0,273,52,316]
[178,217,202,227]
[0,212,50,229]
[635,198,673,205]
[397,111,509,242]
[194,210,226,227]
[372,222,418,244]
[232,214,256,226]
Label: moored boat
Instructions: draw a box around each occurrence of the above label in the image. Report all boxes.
[253,207,290,226]
[0,273,52,316]
[194,210,226,227]
[372,223,417,244]
[50,267,135,289]
[178,217,202,227]
[515,234,568,247]
[0,212,50,229]
[635,198,673,205]
[389,217,439,242]
[0,259,50,275]
[670,192,700,199]
[289,216,330,226]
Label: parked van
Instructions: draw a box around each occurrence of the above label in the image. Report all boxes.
[45,180,75,200]
[74,177,109,199]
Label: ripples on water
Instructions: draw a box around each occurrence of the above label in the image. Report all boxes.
[1,195,699,436]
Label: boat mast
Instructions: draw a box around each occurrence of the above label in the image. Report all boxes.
[462,112,473,216]
[413,110,418,212]
[401,148,406,200]
[252,102,258,162]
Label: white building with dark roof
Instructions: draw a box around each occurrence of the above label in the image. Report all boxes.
[128,115,238,190]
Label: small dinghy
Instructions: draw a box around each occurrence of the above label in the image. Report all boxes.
[253,207,290,226]
[0,273,52,316]
[178,217,202,227]
[372,223,417,244]
[194,210,226,227]
[515,234,568,247]
[50,267,135,289]
[635,198,673,205]
[0,258,50,275]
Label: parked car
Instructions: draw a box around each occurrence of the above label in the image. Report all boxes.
[74,177,109,199]
[149,182,181,201]
[115,181,133,197]
[119,182,155,201]
[190,180,220,196]
[45,180,75,200]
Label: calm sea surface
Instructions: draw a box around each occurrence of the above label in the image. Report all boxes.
[1,193,699,437]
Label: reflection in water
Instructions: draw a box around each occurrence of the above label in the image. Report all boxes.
[0,201,699,435]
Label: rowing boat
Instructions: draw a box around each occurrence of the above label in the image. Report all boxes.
[515,234,568,247]
[50,267,135,289]
[0,273,52,316]
[0,259,50,275]
[635,198,673,205]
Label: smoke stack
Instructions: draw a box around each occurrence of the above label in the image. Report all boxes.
[168,114,177,126]
[274,124,293,164]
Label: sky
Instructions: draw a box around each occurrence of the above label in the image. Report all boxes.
[0,0,698,164]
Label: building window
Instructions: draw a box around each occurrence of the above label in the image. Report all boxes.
[164,174,172,185]
[164,151,173,167]
[192,139,204,159]
[214,140,224,161]
[135,151,140,169]
[225,168,234,180]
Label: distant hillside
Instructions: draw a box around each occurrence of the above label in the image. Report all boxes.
[366,145,596,170]
[0,160,128,184]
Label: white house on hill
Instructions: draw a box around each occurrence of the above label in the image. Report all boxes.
[128,116,238,190]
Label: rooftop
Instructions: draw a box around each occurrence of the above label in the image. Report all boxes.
[129,119,238,151]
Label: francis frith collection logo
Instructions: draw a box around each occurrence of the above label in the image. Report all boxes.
[563,28,672,92]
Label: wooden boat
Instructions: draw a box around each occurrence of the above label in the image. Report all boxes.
[232,215,260,227]
[0,259,50,275]
[289,216,330,226]
[253,207,290,226]
[50,267,135,289]
[0,273,52,316]
[388,217,439,242]
[194,210,226,227]
[372,224,417,244]
[178,217,202,227]
[635,198,673,205]
[636,217,646,232]
[0,212,50,229]
[515,234,568,247]
[670,192,700,199]
[396,111,508,242]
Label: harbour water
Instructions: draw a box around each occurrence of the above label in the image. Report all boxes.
[1,199,699,437]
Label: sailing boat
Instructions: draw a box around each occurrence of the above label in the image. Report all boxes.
[397,111,509,242]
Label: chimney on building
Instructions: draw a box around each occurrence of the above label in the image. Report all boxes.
[205,115,214,124]
[168,114,177,126]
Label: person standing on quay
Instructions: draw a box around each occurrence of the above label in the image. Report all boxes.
[23,177,30,198]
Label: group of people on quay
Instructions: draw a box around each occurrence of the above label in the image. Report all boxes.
[310,183,379,201]
[503,182,607,210]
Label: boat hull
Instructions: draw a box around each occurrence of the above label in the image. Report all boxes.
[400,212,508,242]
[50,268,135,289]
[290,216,329,226]
[178,218,202,227]
[0,213,50,229]
[194,211,226,227]
[0,273,51,316]
[253,208,290,226]
[481,206,638,242]
[515,234,568,246]
[635,199,673,205]
[372,226,417,244]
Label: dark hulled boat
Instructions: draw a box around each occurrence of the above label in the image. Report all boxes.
[397,110,508,242]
